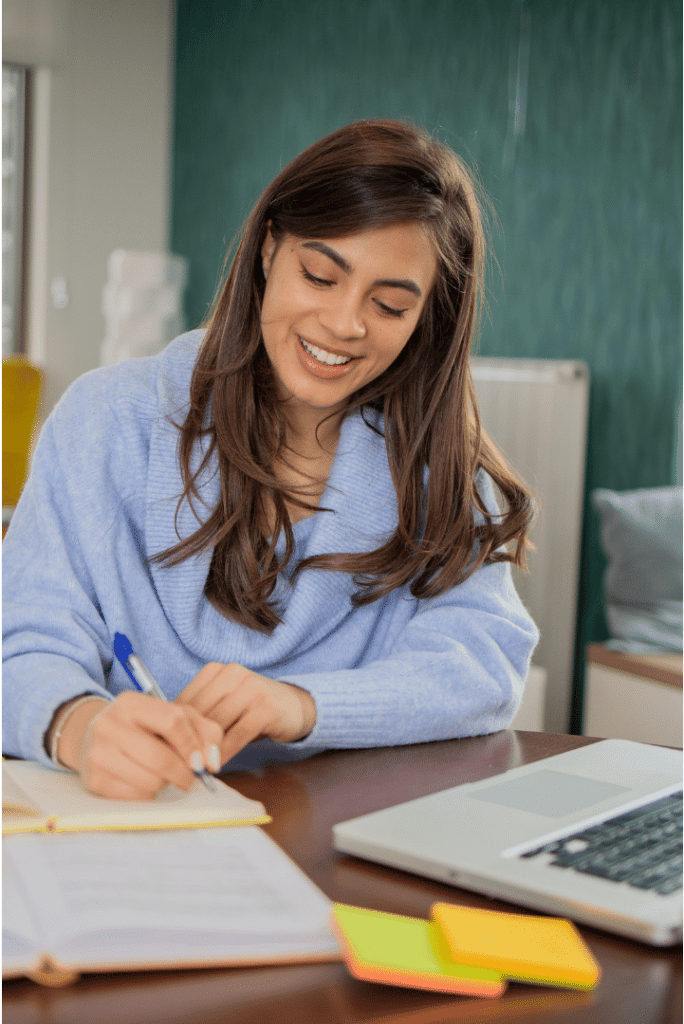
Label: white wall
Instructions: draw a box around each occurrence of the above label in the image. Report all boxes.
[3,0,175,419]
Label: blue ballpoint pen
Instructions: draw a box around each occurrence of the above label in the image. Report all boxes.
[113,632,217,792]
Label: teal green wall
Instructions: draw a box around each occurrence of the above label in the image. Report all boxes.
[172,0,682,731]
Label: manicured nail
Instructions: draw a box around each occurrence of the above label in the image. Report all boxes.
[208,744,221,772]
[190,751,204,773]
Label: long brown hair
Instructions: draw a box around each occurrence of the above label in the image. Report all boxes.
[153,119,535,632]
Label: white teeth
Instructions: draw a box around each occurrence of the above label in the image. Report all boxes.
[300,338,351,366]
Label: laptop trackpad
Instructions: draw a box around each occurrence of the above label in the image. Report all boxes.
[470,770,631,817]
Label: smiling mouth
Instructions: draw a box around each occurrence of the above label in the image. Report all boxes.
[299,337,353,366]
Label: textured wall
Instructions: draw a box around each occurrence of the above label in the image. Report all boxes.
[172,0,681,730]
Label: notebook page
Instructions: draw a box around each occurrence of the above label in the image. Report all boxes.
[3,759,266,829]
[2,855,42,972]
[2,766,41,817]
[4,828,337,966]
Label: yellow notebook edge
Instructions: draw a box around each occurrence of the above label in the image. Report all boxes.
[2,814,272,836]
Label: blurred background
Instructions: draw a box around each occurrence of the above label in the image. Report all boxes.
[3,0,681,736]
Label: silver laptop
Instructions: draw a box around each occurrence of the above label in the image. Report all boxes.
[333,739,682,946]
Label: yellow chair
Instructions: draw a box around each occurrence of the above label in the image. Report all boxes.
[3,357,42,530]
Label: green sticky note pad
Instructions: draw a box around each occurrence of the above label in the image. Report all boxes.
[331,904,506,997]
[432,903,601,991]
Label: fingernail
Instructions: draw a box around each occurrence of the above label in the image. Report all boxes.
[190,751,204,773]
[208,744,221,772]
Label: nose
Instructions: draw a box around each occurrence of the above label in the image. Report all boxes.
[317,290,366,340]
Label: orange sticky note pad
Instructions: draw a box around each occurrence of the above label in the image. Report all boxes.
[331,904,506,997]
[432,902,601,991]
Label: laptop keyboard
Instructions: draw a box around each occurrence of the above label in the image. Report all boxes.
[520,791,683,896]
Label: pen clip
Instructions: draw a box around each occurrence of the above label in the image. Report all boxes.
[122,660,144,691]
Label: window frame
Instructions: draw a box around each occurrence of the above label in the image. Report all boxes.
[3,62,30,356]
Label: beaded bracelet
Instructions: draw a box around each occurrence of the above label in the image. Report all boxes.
[49,695,108,767]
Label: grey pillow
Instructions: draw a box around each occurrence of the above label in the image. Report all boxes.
[592,486,683,652]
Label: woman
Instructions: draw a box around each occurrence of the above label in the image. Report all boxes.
[3,119,538,800]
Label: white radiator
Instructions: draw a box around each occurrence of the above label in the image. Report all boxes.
[471,358,590,732]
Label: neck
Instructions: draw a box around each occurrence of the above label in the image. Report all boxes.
[281,401,346,457]
[267,402,346,528]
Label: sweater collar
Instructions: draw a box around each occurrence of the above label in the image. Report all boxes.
[145,405,399,666]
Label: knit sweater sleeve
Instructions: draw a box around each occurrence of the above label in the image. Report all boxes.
[277,476,539,750]
[2,362,153,766]
[277,566,537,750]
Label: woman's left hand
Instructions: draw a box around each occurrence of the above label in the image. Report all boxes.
[175,663,316,768]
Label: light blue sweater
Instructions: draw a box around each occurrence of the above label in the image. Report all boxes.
[3,332,538,770]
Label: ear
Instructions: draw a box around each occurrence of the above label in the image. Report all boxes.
[261,222,277,279]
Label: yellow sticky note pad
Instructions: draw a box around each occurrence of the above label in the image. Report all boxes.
[331,904,506,997]
[432,903,601,991]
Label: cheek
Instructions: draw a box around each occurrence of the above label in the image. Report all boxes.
[260,281,281,328]
[374,323,416,366]
[261,277,306,329]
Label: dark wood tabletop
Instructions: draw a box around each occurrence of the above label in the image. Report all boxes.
[3,730,682,1024]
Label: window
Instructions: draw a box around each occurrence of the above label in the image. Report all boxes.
[3,64,28,356]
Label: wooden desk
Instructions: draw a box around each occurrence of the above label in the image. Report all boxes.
[3,731,681,1024]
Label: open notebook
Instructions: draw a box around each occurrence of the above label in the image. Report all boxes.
[3,826,340,984]
[2,759,269,834]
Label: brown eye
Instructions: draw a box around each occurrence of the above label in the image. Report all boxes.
[301,266,333,287]
[375,300,407,319]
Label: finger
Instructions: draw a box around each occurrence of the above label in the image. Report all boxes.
[102,693,210,779]
[84,766,160,801]
[219,705,275,765]
[80,716,182,799]
[87,717,197,793]
[179,670,254,729]
[83,746,167,800]
[201,680,271,737]
[123,693,223,775]
[182,705,223,773]
[210,679,310,745]
[176,662,232,709]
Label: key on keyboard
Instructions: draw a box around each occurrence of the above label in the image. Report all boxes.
[520,791,683,896]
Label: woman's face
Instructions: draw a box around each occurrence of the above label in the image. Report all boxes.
[260,221,437,425]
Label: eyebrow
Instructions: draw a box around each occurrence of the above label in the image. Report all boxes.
[300,241,423,298]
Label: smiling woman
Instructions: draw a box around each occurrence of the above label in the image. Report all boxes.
[259,222,436,422]
[3,119,539,801]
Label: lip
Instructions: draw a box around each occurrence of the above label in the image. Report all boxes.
[296,336,357,379]
[299,335,356,360]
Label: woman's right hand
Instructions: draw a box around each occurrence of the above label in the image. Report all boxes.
[48,692,223,800]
